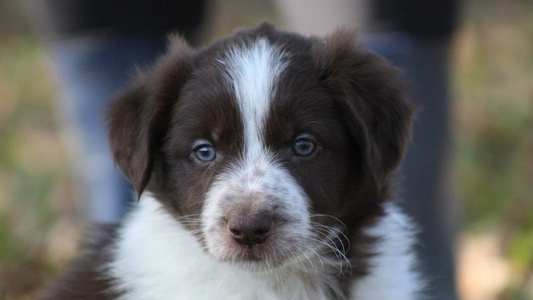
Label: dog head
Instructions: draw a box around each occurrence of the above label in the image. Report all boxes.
[108,23,414,271]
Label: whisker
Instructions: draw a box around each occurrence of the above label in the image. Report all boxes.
[306,226,353,274]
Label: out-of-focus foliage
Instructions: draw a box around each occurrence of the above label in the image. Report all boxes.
[0,37,81,299]
[454,0,533,298]
[456,0,533,227]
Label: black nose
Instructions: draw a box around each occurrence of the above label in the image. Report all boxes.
[228,212,272,248]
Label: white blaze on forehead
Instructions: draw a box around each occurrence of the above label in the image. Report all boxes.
[200,39,312,262]
[223,38,288,159]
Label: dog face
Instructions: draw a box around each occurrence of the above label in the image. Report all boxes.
[108,24,414,271]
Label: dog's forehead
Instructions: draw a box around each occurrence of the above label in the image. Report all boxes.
[175,33,336,142]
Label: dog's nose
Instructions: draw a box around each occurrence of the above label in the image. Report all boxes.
[228,212,272,248]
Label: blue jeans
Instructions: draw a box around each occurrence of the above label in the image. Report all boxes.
[364,33,459,300]
[52,34,168,223]
[53,31,458,300]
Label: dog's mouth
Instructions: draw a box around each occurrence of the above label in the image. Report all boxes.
[199,225,307,271]
[207,239,289,269]
[198,219,352,274]
[197,209,352,273]
[216,245,302,272]
[227,250,280,270]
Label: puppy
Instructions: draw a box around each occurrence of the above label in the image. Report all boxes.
[44,23,421,300]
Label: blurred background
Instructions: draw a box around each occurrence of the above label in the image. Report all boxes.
[0,0,531,299]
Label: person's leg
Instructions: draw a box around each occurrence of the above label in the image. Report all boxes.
[51,34,169,223]
[26,0,207,223]
[274,2,459,298]
[364,33,459,300]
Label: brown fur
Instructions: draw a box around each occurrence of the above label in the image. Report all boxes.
[45,23,414,299]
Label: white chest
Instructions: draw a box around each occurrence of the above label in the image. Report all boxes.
[107,196,421,300]
[107,197,339,300]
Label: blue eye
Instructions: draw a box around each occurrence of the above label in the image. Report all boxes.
[194,145,216,162]
[292,137,316,157]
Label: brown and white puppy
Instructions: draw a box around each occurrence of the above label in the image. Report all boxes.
[44,23,421,300]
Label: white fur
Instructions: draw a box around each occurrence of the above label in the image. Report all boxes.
[109,195,337,300]
[223,38,288,162]
[350,203,423,299]
[201,152,313,264]
[107,39,421,300]
[201,39,313,267]
[108,196,420,300]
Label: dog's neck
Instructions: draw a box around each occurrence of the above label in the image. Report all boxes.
[107,195,420,300]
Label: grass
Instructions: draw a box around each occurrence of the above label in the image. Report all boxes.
[0,0,532,299]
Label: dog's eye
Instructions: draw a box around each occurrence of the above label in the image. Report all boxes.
[194,144,216,162]
[292,136,316,157]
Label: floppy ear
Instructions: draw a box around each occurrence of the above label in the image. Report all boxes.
[107,35,193,197]
[312,30,416,195]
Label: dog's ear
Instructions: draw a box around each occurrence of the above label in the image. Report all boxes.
[107,35,193,198]
[312,30,416,195]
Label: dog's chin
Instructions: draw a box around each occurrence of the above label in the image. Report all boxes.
[226,258,282,272]
[207,245,290,272]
